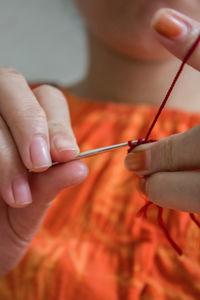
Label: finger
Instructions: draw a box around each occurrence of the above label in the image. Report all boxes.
[151,8,200,70]
[8,161,88,242]
[0,116,32,208]
[33,85,79,162]
[0,68,51,172]
[140,171,200,213]
[125,125,200,175]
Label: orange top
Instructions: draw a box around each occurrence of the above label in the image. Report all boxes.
[1,87,200,300]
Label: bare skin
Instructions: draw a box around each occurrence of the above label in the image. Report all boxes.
[0,80,88,277]
[124,9,200,213]
[73,0,200,111]
[1,1,200,277]
[70,31,200,111]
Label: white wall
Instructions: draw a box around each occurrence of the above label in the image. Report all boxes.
[0,0,87,85]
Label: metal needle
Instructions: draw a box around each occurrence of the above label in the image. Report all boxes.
[52,139,143,166]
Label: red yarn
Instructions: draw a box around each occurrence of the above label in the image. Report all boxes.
[128,139,156,153]
[136,201,152,218]
[157,206,183,256]
[128,35,200,255]
[145,34,200,142]
[190,213,200,228]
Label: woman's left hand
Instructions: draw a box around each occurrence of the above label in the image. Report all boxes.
[125,8,200,213]
[125,127,200,213]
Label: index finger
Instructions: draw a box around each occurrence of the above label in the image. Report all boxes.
[152,8,200,70]
[0,68,51,171]
[33,85,79,162]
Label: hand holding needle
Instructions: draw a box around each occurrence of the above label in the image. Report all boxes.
[52,139,142,166]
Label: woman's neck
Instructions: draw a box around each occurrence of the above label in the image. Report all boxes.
[70,32,200,112]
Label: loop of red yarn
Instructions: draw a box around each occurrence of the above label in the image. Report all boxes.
[128,35,200,255]
[128,139,156,153]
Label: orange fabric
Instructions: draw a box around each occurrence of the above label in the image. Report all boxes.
[1,86,200,299]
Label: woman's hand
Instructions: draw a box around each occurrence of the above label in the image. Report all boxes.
[0,73,88,276]
[125,8,200,213]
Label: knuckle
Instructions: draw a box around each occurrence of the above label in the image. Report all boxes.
[162,138,175,171]
[32,106,46,120]
[0,67,25,81]
[34,84,64,99]
[48,120,67,131]
[48,121,74,139]
[33,84,67,105]
[12,105,46,127]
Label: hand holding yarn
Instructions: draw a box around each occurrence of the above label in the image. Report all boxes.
[125,128,200,214]
[125,8,200,214]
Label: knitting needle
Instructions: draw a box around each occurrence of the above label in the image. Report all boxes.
[52,139,143,166]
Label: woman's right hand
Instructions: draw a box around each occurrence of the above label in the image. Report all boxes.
[0,69,88,277]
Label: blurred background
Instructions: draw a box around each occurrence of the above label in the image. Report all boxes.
[0,0,87,85]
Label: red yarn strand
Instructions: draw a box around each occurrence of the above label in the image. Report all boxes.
[145,35,200,142]
[136,201,152,218]
[128,35,200,255]
[157,206,183,255]
[190,213,200,228]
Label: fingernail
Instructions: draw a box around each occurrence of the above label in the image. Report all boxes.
[125,150,151,175]
[30,136,52,169]
[139,178,147,195]
[12,176,32,205]
[152,10,188,39]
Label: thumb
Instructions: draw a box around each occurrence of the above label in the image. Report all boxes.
[8,161,88,241]
[125,125,200,176]
[151,8,200,70]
